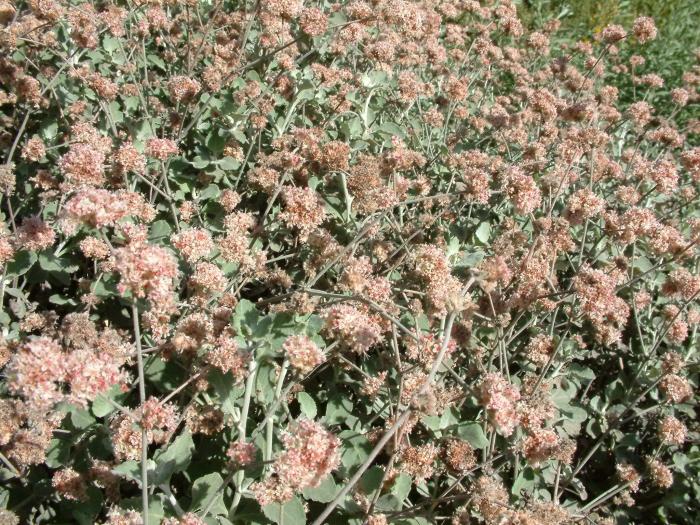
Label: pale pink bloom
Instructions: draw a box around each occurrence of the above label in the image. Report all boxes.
[478,372,521,436]
[252,419,340,505]
[283,335,325,374]
[15,216,55,251]
[633,16,657,43]
[171,228,214,262]
[227,441,256,466]
[146,138,179,160]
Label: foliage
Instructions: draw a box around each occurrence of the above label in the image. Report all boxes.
[520,0,700,115]
[0,1,698,525]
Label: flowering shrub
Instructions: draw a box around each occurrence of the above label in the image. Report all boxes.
[0,1,698,524]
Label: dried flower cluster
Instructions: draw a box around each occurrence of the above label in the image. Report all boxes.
[251,418,340,505]
[0,0,697,523]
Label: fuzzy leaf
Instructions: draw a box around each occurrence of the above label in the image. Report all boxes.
[262,496,306,525]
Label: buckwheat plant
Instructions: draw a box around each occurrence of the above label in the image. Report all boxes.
[0,1,698,524]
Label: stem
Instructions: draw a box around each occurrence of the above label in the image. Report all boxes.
[229,358,259,516]
[0,451,21,478]
[133,303,149,525]
[581,482,629,513]
[265,361,289,469]
[311,311,458,525]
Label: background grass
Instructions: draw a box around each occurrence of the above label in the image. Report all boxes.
[518,0,700,144]
[518,0,700,84]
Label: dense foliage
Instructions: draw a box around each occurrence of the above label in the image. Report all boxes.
[0,1,698,524]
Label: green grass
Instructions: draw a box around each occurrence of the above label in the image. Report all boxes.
[518,0,700,87]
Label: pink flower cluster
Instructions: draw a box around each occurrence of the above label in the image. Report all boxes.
[205,336,250,383]
[110,397,179,461]
[252,419,340,505]
[113,239,179,340]
[146,138,179,160]
[322,303,383,353]
[279,186,327,240]
[15,216,55,251]
[413,244,469,315]
[61,188,155,234]
[59,143,106,187]
[171,228,214,262]
[6,336,128,412]
[573,265,629,345]
[227,441,256,466]
[477,372,521,436]
[113,241,178,302]
[282,334,326,374]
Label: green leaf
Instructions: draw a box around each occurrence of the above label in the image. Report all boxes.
[633,255,653,272]
[113,460,156,485]
[148,53,166,70]
[362,71,388,88]
[206,131,226,153]
[149,220,173,241]
[70,406,96,429]
[67,486,104,525]
[199,184,221,201]
[475,222,491,244]
[295,80,316,102]
[376,122,405,139]
[5,250,36,276]
[144,357,183,391]
[421,415,441,432]
[339,431,371,470]
[209,368,244,416]
[251,315,274,340]
[262,495,306,525]
[232,299,260,336]
[191,473,227,516]
[391,474,412,504]
[568,364,595,383]
[49,293,78,306]
[108,101,124,124]
[91,385,126,418]
[325,396,353,426]
[456,422,489,449]
[302,475,336,503]
[119,496,165,523]
[152,430,195,485]
[42,121,58,140]
[512,466,537,496]
[375,494,402,512]
[359,466,385,494]
[38,253,80,280]
[192,156,210,169]
[45,438,71,469]
[297,392,317,419]
[340,117,363,140]
[103,36,119,53]
[458,250,485,268]
[219,156,240,170]
[304,315,323,336]
[396,518,432,525]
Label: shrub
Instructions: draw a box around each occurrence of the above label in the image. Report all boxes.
[0,1,698,524]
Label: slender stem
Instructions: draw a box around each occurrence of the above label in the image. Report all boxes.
[229,358,259,516]
[4,113,30,166]
[0,451,21,478]
[311,311,458,525]
[202,469,236,518]
[312,410,413,525]
[265,361,289,469]
[160,370,204,404]
[553,462,561,500]
[133,304,149,525]
[581,482,629,513]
